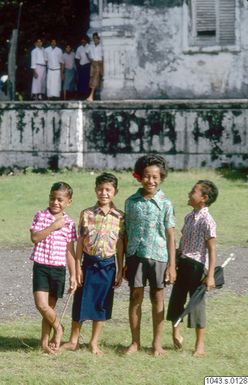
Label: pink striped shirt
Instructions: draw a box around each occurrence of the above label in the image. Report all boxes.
[180,207,216,268]
[30,208,77,267]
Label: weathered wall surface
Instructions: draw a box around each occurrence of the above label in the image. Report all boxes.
[0,102,84,169]
[92,1,248,99]
[0,100,248,170]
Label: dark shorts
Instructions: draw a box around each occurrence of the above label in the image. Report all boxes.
[126,255,167,289]
[166,257,206,328]
[32,262,66,298]
[72,254,116,322]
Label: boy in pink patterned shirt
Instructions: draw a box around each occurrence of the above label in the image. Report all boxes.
[167,179,218,356]
[30,182,77,354]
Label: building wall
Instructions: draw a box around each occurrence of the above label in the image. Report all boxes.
[91,0,248,99]
[0,100,248,170]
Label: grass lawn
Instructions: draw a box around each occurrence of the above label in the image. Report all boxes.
[0,294,247,385]
[0,168,247,247]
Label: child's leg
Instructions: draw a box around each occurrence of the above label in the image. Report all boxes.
[193,327,205,356]
[126,287,144,353]
[34,291,63,351]
[150,288,166,356]
[89,320,104,355]
[40,294,57,353]
[60,320,82,351]
[172,324,183,350]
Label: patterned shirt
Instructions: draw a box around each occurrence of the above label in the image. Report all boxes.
[180,207,216,268]
[79,204,124,259]
[30,208,77,267]
[125,188,175,262]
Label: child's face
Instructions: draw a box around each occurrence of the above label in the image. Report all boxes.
[141,165,162,196]
[95,182,117,207]
[49,190,72,216]
[65,45,71,53]
[188,184,207,209]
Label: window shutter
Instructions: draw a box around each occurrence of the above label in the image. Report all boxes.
[196,0,216,33]
[218,0,236,45]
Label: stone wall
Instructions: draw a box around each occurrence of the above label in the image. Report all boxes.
[0,102,84,169]
[0,100,248,170]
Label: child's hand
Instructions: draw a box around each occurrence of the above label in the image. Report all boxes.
[68,276,77,293]
[122,265,128,281]
[113,271,122,288]
[76,269,83,287]
[204,275,215,291]
[53,216,65,230]
[165,265,177,284]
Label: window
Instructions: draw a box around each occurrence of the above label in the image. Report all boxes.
[185,0,237,51]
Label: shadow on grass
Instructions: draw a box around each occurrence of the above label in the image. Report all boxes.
[99,341,169,356]
[217,167,248,181]
[0,335,39,351]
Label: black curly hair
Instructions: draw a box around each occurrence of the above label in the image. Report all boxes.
[196,180,218,206]
[95,172,118,190]
[50,181,73,198]
[134,154,169,181]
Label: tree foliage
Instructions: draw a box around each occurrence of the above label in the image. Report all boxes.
[0,0,89,98]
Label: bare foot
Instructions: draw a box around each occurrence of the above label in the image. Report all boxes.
[193,343,205,356]
[86,97,93,102]
[125,342,140,354]
[53,323,64,350]
[193,349,205,357]
[153,346,167,357]
[173,336,183,350]
[41,344,57,355]
[59,341,79,352]
[89,343,104,355]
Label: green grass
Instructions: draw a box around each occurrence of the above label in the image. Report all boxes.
[0,169,247,247]
[0,294,247,385]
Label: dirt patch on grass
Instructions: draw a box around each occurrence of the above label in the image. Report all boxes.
[0,246,247,321]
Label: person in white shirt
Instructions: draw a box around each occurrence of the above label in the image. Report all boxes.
[45,39,63,99]
[31,38,46,100]
[61,44,76,100]
[75,36,90,99]
[87,32,104,102]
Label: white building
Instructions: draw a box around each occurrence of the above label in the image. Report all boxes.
[89,0,248,99]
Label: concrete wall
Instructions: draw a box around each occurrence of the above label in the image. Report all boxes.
[0,100,248,170]
[0,102,84,169]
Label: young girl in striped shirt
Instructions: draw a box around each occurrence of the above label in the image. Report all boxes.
[30,182,77,354]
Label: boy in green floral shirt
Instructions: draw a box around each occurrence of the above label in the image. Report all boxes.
[125,154,176,356]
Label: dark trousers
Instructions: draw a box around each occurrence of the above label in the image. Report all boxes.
[166,257,206,328]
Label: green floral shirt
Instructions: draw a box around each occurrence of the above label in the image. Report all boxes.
[125,188,175,262]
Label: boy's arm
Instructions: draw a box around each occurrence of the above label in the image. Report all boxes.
[113,238,124,288]
[30,216,65,244]
[122,233,128,281]
[66,241,77,293]
[205,237,216,290]
[75,236,84,286]
[165,227,176,284]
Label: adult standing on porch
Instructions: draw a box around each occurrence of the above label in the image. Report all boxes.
[30,38,46,100]
[87,32,104,102]
[45,39,63,99]
[75,36,90,99]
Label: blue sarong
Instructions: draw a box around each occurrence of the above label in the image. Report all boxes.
[72,254,116,322]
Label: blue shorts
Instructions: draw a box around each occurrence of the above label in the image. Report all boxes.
[32,262,66,298]
[72,254,116,322]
